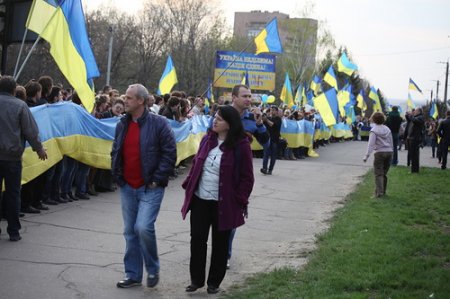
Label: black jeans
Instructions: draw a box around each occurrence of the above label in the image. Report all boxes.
[409,139,421,173]
[441,140,449,169]
[0,160,22,237]
[190,196,231,288]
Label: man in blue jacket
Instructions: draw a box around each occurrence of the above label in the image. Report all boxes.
[111,84,176,289]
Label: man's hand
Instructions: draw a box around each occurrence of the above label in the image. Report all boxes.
[253,107,263,125]
[37,148,48,161]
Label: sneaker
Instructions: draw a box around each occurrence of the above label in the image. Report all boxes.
[43,199,58,205]
[267,170,272,175]
[116,278,141,288]
[207,286,220,294]
[146,274,159,288]
[33,203,49,211]
[68,192,78,201]
[260,168,268,175]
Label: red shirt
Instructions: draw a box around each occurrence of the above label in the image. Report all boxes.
[122,121,145,188]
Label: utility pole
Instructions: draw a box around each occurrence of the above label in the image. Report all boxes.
[436,80,440,100]
[438,60,449,104]
[106,26,114,86]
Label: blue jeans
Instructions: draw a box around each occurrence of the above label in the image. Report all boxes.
[262,142,278,171]
[61,156,78,194]
[0,160,22,237]
[120,183,164,281]
[75,162,89,194]
[392,133,399,165]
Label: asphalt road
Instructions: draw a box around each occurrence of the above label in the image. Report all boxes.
[0,141,440,298]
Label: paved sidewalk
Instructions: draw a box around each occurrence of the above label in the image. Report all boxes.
[0,142,440,298]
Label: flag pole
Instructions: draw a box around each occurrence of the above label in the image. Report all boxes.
[13,29,29,78]
[14,36,41,81]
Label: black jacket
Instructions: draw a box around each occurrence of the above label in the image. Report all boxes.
[385,110,402,134]
[406,113,425,142]
[437,117,450,142]
[111,109,177,187]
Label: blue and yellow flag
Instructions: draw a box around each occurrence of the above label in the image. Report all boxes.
[158,55,178,95]
[294,84,302,105]
[254,18,283,55]
[369,87,382,112]
[310,75,322,96]
[409,78,422,93]
[429,101,438,119]
[313,88,339,127]
[407,93,416,110]
[280,72,294,108]
[338,84,351,116]
[357,89,367,111]
[337,52,358,76]
[241,70,250,86]
[324,65,338,90]
[26,0,100,112]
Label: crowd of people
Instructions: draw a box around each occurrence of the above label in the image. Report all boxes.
[2,74,449,294]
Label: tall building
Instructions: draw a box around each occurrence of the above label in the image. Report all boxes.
[234,10,318,83]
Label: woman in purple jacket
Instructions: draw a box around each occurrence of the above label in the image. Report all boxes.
[181,105,255,294]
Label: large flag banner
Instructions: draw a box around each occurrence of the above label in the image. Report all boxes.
[254,18,283,55]
[157,55,178,95]
[409,78,422,93]
[338,84,351,116]
[337,52,358,76]
[324,65,338,90]
[369,87,382,112]
[280,72,294,108]
[26,0,100,112]
[313,88,339,126]
[213,51,276,90]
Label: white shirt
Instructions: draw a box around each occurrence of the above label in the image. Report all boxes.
[195,140,224,200]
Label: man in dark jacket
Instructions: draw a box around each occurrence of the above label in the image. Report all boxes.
[385,106,403,165]
[406,108,425,173]
[111,84,176,290]
[437,111,450,170]
[0,76,47,241]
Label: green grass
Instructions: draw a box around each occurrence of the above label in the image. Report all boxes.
[226,167,450,299]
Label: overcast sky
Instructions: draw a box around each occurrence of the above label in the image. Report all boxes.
[85,0,450,104]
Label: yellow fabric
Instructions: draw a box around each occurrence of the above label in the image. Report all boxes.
[255,29,269,54]
[26,0,57,34]
[159,68,178,95]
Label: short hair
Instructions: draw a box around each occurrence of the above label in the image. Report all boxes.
[154,95,163,105]
[38,76,53,97]
[0,76,17,94]
[370,112,386,125]
[167,96,181,108]
[112,98,124,107]
[102,85,111,93]
[232,84,250,97]
[95,94,109,105]
[48,86,62,103]
[15,85,26,101]
[129,84,149,105]
[392,106,398,111]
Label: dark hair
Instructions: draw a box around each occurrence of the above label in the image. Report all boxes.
[215,105,245,149]
[154,95,163,105]
[38,76,53,97]
[15,86,26,101]
[0,76,17,94]
[392,106,398,112]
[48,86,62,103]
[102,85,111,93]
[370,112,385,125]
[167,96,181,108]
[112,98,124,106]
[232,84,250,97]
[71,91,81,105]
[180,98,189,117]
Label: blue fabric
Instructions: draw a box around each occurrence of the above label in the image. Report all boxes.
[120,183,165,280]
[262,142,278,171]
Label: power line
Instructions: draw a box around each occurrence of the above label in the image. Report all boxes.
[359,46,450,57]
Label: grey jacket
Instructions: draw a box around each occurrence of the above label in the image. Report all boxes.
[0,92,43,161]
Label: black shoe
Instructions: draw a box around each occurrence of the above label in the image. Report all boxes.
[60,194,73,202]
[116,278,141,288]
[19,213,25,218]
[68,192,78,201]
[21,206,41,214]
[55,197,68,204]
[87,186,98,196]
[33,203,49,211]
[43,199,58,205]
[207,286,219,294]
[185,284,203,292]
[267,170,272,175]
[260,168,268,175]
[9,235,22,242]
[146,274,159,288]
[75,193,90,200]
